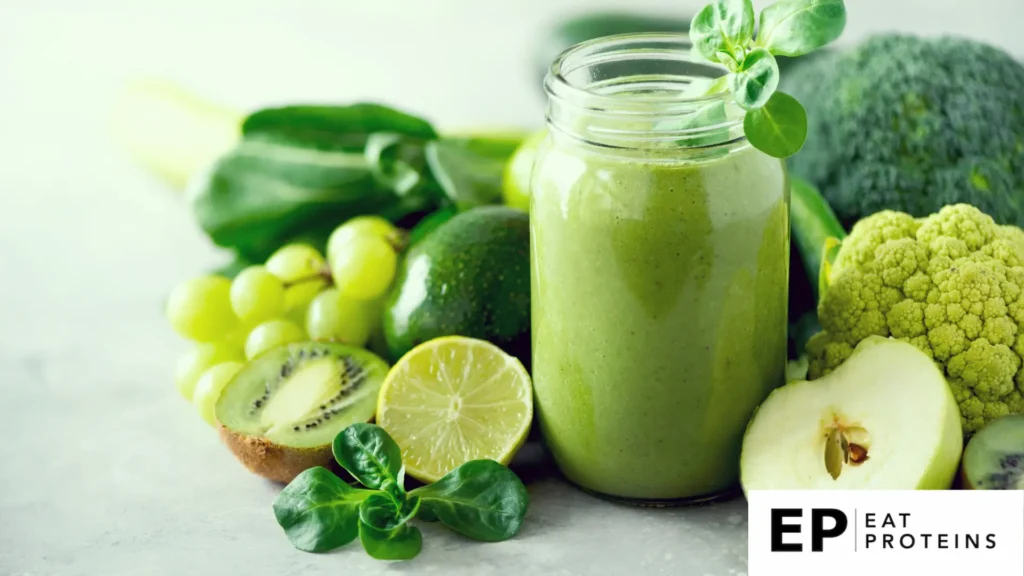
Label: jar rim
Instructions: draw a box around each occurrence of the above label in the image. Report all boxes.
[542,32,746,150]
[544,32,734,109]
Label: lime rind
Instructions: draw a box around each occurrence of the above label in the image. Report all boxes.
[377,336,534,483]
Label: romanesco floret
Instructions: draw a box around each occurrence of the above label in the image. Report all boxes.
[809,204,1024,433]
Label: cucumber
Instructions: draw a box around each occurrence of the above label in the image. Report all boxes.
[790,177,847,301]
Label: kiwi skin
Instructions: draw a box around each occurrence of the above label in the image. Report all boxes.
[218,427,334,484]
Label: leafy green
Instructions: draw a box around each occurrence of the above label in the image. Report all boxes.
[359,492,420,530]
[409,459,529,542]
[244,104,437,146]
[690,0,755,63]
[425,136,522,210]
[742,91,807,157]
[189,104,442,262]
[274,424,530,561]
[271,467,373,553]
[332,422,404,490]
[688,0,845,158]
[359,522,423,561]
[757,0,847,57]
[728,48,779,110]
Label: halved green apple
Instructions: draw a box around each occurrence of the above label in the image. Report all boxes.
[741,336,963,490]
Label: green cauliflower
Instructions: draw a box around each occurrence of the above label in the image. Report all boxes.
[784,35,1024,229]
[808,204,1024,433]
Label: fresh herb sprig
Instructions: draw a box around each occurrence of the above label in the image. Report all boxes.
[689,0,846,157]
[272,423,529,561]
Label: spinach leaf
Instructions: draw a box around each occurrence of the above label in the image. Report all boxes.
[332,423,404,490]
[756,0,846,57]
[742,90,807,158]
[358,522,423,561]
[357,490,422,561]
[727,48,780,110]
[244,103,437,147]
[425,136,522,210]
[409,459,529,542]
[189,104,441,262]
[272,467,374,553]
[359,492,421,530]
[689,0,755,63]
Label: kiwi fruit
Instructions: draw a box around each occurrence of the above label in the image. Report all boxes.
[215,341,388,483]
[960,414,1024,490]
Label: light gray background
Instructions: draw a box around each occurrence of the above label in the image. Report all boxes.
[2,1,1022,575]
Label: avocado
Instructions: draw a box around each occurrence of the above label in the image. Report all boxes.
[383,206,530,366]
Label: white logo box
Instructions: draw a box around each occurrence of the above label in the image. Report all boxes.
[747,490,1024,576]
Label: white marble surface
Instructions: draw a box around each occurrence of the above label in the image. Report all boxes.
[1,1,1022,574]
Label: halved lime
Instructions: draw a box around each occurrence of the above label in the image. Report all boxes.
[376,336,533,483]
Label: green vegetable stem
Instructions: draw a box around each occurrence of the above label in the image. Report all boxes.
[273,423,529,561]
[689,0,846,158]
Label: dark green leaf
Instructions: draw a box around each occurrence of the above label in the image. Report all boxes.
[757,0,846,57]
[272,467,373,553]
[359,492,421,531]
[689,0,755,64]
[189,131,436,262]
[742,90,807,158]
[409,460,528,542]
[243,103,437,149]
[332,423,404,490]
[425,136,522,210]
[365,132,435,198]
[358,521,422,561]
[728,48,779,110]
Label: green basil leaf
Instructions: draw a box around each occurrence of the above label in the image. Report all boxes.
[408,459,528,542]
[272,467,374,553]
[243,103,437,148]
[332,423,404,490]
[728,48,779,110]
[689,0,755,64]
[742,90,807,158]
[358,521,422,561]
[425,136,521,210]
[359,492,421,531]
[756,0,847,57]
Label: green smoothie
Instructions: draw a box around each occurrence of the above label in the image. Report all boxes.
[530,138,790,501]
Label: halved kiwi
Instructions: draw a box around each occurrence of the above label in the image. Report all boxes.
[961,414,1024,490]
[215,341,388,483]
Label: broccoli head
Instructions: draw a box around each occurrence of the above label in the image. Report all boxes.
[785,35,1024,229]
[808,204,1024,433]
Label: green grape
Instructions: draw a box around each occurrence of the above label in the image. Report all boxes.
[327,216,398,263]
[265,244,326,283]
[175,341,244,401]
[244,319,306,360]
[329,235,398,300]
[193,362,244,426]
[166,275,238,341]
[230,265,285,323]
[305,288,375,347]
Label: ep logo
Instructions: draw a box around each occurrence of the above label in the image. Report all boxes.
[771,508,848,552]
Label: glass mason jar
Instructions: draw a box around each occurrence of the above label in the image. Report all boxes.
[530,34,790,504]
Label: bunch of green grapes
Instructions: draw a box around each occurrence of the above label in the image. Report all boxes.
[166,216,405,426]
